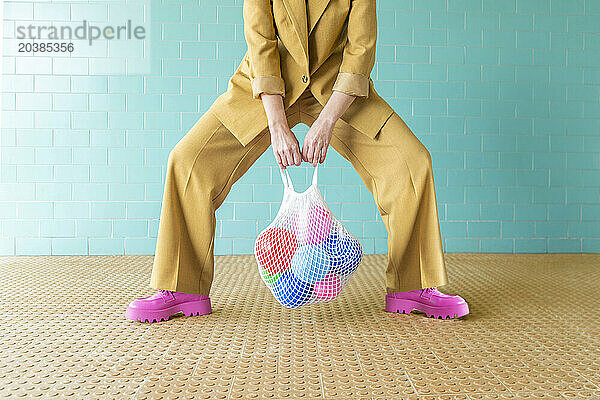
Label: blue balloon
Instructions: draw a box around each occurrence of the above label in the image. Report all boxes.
[324,231,345,270]
[329,235,363,276]
[324,230,340,248]
[291,243,331,284]
[271,271,313,308]
[343,236,363,274]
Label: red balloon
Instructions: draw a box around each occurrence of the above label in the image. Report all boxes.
[255,227,298,275]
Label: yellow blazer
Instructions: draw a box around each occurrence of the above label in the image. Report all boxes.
[208,0,394,146]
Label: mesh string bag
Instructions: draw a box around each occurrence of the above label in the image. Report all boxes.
[254,165,363,309]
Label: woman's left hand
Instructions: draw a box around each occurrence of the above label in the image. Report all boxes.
[302,115,336,166]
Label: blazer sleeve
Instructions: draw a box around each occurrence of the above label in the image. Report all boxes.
[243,0,286,99]
[332,0,377,98]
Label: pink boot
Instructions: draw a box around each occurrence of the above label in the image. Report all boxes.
[385,287,469,319]
[125,289,212,323]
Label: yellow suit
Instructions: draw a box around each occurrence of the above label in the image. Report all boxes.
[208,0,395,146]
[149,0,449,296]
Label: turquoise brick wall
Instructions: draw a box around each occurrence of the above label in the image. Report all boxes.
[1,0,599,255]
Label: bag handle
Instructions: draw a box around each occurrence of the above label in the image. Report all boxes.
[279,168,294,190]
[311,163,318,186]
[278,164,319,189]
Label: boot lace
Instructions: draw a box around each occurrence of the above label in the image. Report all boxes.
[159,289,174,300]
[423,287,454,298]
[423,287,442,297]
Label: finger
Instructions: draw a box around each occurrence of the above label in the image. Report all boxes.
[302,143,309,163]
[290,142,299,165]
[283,150,294,168]
[306,143,314,164]
[301,142,308,162]
[287,148,297,167]
[281,154,288,170]
[312,144,320,167]
[275,152,285,170]
[293,146,302,165]
[320,144,328,164]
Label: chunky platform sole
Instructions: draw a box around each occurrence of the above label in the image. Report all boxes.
[125,297,212,323]
[385,294,469,319]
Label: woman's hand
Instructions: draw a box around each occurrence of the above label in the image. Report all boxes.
[302,116,336,166]
[260,91,357,168]
[270,122,302,169]
[260,93,302,169]
[302,90,358,166]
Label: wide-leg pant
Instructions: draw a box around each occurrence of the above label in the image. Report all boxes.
[150,88,448,295]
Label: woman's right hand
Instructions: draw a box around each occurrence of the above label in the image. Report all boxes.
[269,122,302,170]
[260,93,302,169]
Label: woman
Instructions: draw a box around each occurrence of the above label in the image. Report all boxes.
[125,0,469,322]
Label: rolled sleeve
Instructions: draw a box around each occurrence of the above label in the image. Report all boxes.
[332,72,370,97]
[244,0,286,100]
[331,0,377,99]
[251,75,286,99]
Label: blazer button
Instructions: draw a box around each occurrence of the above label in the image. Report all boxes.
[302,75,308,83]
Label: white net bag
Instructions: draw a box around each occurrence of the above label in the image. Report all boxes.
[254,165,363,308]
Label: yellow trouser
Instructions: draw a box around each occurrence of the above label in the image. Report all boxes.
[150,89,448,295]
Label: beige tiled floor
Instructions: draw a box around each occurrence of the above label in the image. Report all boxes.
[1,254,599,399]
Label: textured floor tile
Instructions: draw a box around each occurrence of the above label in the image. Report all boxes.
[0,254,598,399]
